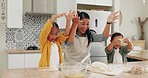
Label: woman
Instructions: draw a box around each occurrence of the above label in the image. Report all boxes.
[63,11,119,63]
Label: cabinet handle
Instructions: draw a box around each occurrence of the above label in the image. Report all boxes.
[95,19,98,27]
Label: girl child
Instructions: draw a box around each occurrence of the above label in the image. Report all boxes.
[39,11,76,67]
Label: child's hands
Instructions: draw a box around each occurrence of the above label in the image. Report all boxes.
[123,38,130,43]
[50,13,66,23]
[111,38,123,46]
[107,11,119,24]
[65,10,77,21]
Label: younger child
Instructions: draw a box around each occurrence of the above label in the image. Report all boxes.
[105,32,133,63]
[39,11,76,67]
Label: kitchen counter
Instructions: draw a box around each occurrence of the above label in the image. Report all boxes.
[7,49,41,69]
[6,50,41,54]
[127,50,148,61]
[2,61,148,78]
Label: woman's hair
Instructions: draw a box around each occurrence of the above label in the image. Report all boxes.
[77,11,93,47]
[111,32,124,42]
[78,11,90,20]
[52,22,59,29]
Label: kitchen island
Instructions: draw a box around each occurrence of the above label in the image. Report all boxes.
[6,50,41,69]
[2,61,148,78]
[127,50,148,61]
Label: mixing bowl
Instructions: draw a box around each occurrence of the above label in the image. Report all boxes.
[60,62,87,78]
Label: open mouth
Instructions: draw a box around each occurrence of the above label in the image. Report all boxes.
[50,39,55,42]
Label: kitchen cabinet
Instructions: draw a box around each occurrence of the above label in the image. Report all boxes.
[23,0,55,15]
[8,54,24,69]
[23,0,32,15]
[7,0,23,28]
[25,53,41,68]
[96,0,112,6]
[77,0,112,6]
[24,0,76,28]
[77,0,96,5]
[56,0,77,28]
[8,52,41,69]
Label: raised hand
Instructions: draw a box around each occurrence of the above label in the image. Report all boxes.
[123,38,130,43]
[107,11,119,23]
[111,38,123,46]
[65,10,77,21]
[50,13,66,23]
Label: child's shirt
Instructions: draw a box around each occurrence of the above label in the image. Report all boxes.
[105,45,131,63]
[113,49,122,64]
[39,20,68,67]
[50,42,59,68]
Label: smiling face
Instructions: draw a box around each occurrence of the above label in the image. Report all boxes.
[77,12,90,36]
[47,26,59,42]
[77,18,90,36]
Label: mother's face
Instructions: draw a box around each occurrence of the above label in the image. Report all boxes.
[77,18,90,34]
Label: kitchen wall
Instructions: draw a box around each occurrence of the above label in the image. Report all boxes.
[0,23,7,77]
[144,2,148,49]
[120,0,148,49]
[5,15,50,50]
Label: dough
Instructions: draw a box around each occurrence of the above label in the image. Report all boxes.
[89,61,112,72]
[129,65,144,75]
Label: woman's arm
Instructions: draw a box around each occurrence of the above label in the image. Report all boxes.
[66,16,79,43]
[57,11,77,44]
[63,11,76,36]
[102,11,119,38]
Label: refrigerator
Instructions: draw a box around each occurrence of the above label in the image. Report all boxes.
[78,10,111,63]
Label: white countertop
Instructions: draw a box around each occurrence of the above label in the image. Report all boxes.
[2,61,148,78]
[6,49,41,54]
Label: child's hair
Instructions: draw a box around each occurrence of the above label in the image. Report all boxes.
[111,32,124,42]
[52,22,59,29]
[77,11,93,47]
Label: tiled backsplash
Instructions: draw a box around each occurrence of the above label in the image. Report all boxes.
[6,15,50,50]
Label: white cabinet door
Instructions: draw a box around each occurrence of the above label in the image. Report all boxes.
[77,0,112,6]
[24,53,41,68]
[96,0,112,6]
[8,54,24,69]
[47,0,56,14]
[56,0,76,28]
[7,0,23,28]
[23,0,32,15]
[77,0,96,5]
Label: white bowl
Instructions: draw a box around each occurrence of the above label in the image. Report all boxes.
[61,62,87,78]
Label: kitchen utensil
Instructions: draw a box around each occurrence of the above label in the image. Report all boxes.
[80,53,91,65]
